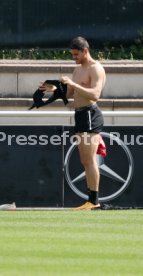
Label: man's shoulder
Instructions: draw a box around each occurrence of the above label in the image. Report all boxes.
[90,61,105,73]
[91,60,103,68]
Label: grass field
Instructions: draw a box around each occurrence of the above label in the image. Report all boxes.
[0,210,143,276]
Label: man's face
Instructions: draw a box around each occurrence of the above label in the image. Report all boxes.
[70,49,86,64]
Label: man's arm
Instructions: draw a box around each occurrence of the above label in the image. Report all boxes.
[61,65,105,101]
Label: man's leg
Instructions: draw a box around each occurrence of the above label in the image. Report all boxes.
[74,133,100,210]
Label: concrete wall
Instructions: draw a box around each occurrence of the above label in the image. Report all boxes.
[0,60,143,98]
[0,60,143,126]
[103,73,143,99]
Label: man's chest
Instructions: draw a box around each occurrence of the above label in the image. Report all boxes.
[73,68,91,87]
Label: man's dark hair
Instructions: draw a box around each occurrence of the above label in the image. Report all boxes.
[70,37,90,51]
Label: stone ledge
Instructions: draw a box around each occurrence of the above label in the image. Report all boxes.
[0,60,143,73]
[0,98,143,109]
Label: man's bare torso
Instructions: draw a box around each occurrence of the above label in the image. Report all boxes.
[73,61,106,108]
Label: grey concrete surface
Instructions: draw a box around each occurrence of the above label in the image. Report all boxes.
[0,60,143,98]
[0,60,143,125]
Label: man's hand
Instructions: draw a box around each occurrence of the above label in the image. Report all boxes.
[39,82,57,92]
[39,82,46,91]
[61,76,75,87]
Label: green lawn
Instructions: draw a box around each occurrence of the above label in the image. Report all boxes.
[0,210,142,276]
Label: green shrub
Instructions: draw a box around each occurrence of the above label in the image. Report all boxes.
[0,33,143,60]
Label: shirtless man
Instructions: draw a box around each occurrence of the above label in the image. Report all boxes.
[61,37,106,210]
